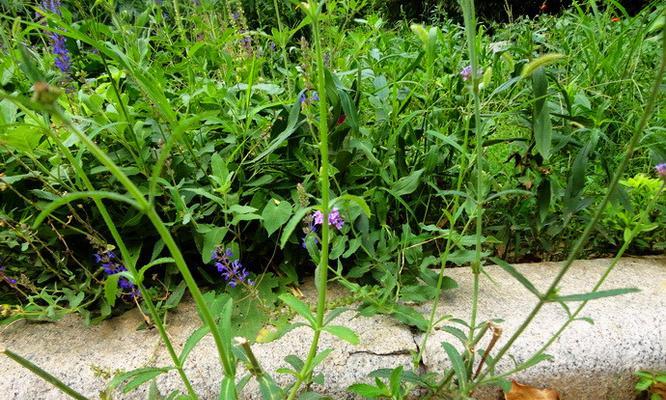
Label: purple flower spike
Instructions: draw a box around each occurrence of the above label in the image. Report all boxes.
[40,0,71,74]
[94,249,141,299]
[211,247,253,288]
[656,163,666,180]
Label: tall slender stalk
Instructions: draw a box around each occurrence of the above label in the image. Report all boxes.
[44,130,198,398]
[461,0,485,376]
[473,24,666,388]
[0,90,240,394]
[286,2,330,399]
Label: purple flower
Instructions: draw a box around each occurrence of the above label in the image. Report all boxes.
[0,266,17,285]
[312,208,344,230]
[656,163,666,180]
[328,208,344,230]
[40,0,71,74]
[311,91,320,102]
[460,65,482,81]
[211,247,254,287]
[299,92,307,104]
[41,0,62,15]
[232,11,240,21]
[94,250,141,299]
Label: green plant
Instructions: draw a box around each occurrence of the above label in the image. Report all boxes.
[636,371,666,400]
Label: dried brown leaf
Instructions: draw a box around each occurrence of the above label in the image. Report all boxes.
[505,380,559,400]
[652,382,666,397]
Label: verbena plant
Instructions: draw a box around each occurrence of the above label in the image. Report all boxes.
[0,0,664,399]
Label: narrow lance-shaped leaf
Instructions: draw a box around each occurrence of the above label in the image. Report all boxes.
[550,287,640,302]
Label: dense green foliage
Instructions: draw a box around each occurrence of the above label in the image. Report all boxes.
[0,0,664,326]
[0,0,665,399]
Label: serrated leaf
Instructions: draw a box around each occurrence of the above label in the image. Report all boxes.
[442,342,467,391]
[390,304,428,331]
[104,274,121,307]
[179,325,210,364]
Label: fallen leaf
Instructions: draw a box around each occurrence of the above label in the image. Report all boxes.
[505,381,559,400]
[652,382,666,397]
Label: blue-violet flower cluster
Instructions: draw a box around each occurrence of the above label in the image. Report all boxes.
[299,90,319,104]
[40,0,71,74]
[211,247,253,288]
[94,250,141,299]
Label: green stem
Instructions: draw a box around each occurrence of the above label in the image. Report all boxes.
[171,0,187,43]
[472,24,666,388]
[1,346,89,400]
[461,0,484,380]
[286,3,330,399]
[482,183,665,384]
[42,124,199,399]
[40,104,236,388]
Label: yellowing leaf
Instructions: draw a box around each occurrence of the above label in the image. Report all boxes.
[505,381,559,400]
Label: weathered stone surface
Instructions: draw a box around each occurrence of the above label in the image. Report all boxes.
[0,257,664,399]
[418,256,666,400]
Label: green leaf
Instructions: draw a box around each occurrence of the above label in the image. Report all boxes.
[250,98,304,163]
[0,125,44,153]
[442,342,467,391]
[390,169,424,197]
[262,200,293,236]
[220,376,236,399]
[390,304,428,331]
[197,225,228,264]
[279,294,315,326]
[280,206,314,248]
[257,375,284,399]
[165,281,187,309]
[311,348,334,368]
[532,67,552,160]
[490,257,541,298]
[322,325,360,345]
[338,89,359,133]
[179,325,210,364]
[347,383,388,398]
[331,194,372,217]
[104,274,121,307]
[109,367,173,393]
[551,288,640,302]
[521,53,565,78]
